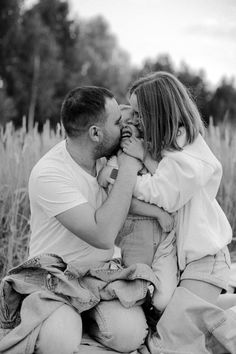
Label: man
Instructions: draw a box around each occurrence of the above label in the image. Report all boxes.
[28,86,148,354]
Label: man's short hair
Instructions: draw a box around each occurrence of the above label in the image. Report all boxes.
[61,86,114,137]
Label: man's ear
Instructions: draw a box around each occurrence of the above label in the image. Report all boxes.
[89,125,103,142]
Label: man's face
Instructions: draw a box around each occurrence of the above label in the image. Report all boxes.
[95,97,122,158]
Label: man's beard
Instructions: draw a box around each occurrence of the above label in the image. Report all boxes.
[94,131,120,159]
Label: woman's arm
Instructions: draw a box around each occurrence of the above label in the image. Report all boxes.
[133,155,202,213]
[143,152,159,175]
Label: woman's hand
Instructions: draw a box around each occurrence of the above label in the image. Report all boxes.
[121,136,145,161]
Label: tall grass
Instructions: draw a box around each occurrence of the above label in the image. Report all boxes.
[0,119,236,279]
[207,120,236,242]
[0,119,62,278]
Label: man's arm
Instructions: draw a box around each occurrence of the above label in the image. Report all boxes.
[121,137,158,175]
[56,154,142,250]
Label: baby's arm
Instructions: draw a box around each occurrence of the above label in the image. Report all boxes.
[121,137,158,175]
[97,155,119,188]
[154,206,175,232]
[130,198,175,232]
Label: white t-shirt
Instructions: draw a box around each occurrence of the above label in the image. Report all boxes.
[28,140,114,264]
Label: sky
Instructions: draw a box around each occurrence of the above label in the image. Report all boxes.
[27,0,236,87]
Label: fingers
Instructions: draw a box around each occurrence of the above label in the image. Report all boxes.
[122,141,131,149]
[163,224,172,232]
[121,140,132,153]
[122,146,128,154]
[123,136,136,144]
[122,138,132,146]
[166,222,174,232]
[161,217,175,232]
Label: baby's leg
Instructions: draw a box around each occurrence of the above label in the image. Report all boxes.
[151,229,179,312]
[116,215,157,267]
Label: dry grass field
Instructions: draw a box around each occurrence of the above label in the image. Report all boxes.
[0,120,62,278]
[0,119,236,279]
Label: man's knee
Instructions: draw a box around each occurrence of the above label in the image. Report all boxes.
[35,304,82,354]
[86,300,148,352]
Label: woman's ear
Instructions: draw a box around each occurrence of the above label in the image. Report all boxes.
[89,125,103,142]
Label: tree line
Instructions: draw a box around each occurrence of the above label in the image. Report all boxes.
[0,0,236,130]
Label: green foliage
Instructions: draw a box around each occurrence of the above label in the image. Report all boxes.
[209,80,236,125]
[0,0,133,128]
[72,16,132,102]
[134,55,214,125]
[0,0,236,130]
[0,87,16,124]
[0,0,23,73]
[0,0,23,123]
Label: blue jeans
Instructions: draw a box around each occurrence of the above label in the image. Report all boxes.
[83,300,148,352]
[117,215,178,311]
[0,254,152,354]
[34,301,148,354]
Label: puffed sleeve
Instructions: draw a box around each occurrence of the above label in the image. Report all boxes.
[133,154,215,212]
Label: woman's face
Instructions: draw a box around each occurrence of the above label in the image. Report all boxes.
[129,93,144,133]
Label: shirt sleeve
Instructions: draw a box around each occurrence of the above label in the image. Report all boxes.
[133,154,214,212]
[29,169,88,217]
[107,155,119,168]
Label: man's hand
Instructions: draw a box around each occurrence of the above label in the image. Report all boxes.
[121,136,145,161]
[56,153,142,250]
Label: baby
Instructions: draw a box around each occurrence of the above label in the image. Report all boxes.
[98,104,174,234]
[98,105,178,313]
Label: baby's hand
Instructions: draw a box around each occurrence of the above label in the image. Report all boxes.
[121,136,145,161]
[97,165,113,188]
[158,211,175,233]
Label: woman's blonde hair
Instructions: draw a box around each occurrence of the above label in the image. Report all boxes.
[129,71,205,160]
